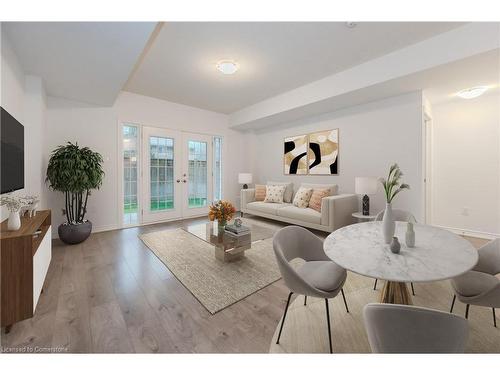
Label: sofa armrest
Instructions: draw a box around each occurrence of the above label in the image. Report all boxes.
[240,188,255,211]
[320,194,358,230]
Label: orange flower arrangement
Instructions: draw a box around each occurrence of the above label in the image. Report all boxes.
[208,200,236,224]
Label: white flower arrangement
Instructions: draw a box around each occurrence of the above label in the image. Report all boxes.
[0,194,35,212]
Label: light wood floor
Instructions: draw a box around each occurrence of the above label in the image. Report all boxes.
[0,216,493,353]
[0,216,290,353]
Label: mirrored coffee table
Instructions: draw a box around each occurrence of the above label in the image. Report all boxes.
[183,220,275,262]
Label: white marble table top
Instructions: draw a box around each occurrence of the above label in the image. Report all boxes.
[324,221,478,283]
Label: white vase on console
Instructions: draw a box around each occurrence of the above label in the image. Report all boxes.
[8,210,21,231]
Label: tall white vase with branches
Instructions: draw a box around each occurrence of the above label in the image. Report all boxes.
[380,164,410,244]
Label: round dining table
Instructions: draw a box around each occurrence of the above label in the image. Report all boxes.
[324,221,478,304]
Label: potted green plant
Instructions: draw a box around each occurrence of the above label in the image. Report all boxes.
[379,163,410,244]
[46,142,105,244]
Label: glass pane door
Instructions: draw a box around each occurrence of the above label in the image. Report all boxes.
[122,124,139,225]
[182,133,213,217]
[142,126,181,223]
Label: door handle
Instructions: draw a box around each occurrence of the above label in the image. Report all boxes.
[176,179,181,183]
[182,179,187,183]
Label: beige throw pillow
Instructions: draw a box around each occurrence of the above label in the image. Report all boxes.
[267,181,294,203]
[308,189,330,212]
[264,185,286,203]
[254,184,266,201]
[293,187,313,208]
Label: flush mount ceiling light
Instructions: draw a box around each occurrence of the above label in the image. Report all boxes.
[345,22,357,28]
[216,60,239,75]
[456,86,489,99]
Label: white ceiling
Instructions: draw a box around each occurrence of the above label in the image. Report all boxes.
[125,22,464,113]
[3,22,156,105]
[231,48,500,131]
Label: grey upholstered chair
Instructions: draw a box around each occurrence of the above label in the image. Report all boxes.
[373,209,416,295]
[450,238,500,327]
[273,225,349,353]
[363,303,469,353]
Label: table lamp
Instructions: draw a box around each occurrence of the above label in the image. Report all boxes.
[355,177,378,215]
[238,173,252,189]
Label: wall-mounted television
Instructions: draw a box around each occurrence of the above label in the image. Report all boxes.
[1,106,25,194]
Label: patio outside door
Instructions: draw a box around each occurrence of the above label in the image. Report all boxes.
[142,126,182,223]
[141,127,213,224]
[182,132,213,217]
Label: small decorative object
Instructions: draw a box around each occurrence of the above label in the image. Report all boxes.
[355,177,378,215]
[390,237,401,254]
[238,173,253,189]
[46,142,105,244]
[23,195,40,218]
[380,164,410,244]
[1,194,30,231]
[234,218,243,227]
[208,200,236,236]
[406,221,415,248]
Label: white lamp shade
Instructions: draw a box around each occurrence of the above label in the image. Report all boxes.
[238,173,253,184]
[355,177,378,195]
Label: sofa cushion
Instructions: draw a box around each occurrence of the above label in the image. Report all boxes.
[267,181,294,203]
[293,187,313,208]
[264,185,286,203]
[296,261,346,292]
[277,205,321,224]
[299,183,338,196]
[254,184,266,201]
[309,188,330,212]
[247,201,290,215]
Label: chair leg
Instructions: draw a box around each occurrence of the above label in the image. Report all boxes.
[493,308,497,328]
[465,304,470,319]
[410,282,415,296]
[276,292,293,344]
[325,299,333,354]
[304,296,307,306]
[341,288,349,313]
[373,279,378,290]
[450,295,456,313]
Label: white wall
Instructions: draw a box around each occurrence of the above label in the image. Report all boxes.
[45,91,249,236]
[1,28,47,221]
[249,92,424,220]
[431,93,500,236]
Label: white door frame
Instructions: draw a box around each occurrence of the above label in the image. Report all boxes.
[422,111,433,224]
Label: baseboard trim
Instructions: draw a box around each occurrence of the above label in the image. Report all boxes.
[433,225,500,240]
[51,215,209,239]
[51,223,120,239]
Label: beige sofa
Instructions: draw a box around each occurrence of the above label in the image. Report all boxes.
[240,182,358,232]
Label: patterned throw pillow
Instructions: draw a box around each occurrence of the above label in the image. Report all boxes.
[254,184,266,201]
[264,185,286,203]
[308,188,330,212]
[292,187,313,208]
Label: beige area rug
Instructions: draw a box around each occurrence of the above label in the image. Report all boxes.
[139,228,281,314]
[269,272,500,353]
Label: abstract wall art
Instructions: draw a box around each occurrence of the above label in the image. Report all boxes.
[308,129,339,175]
[284,134,308,174]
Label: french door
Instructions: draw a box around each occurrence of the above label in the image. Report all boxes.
[142,126,182,223]
[182,132,213,217]
[139,126,213,224]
